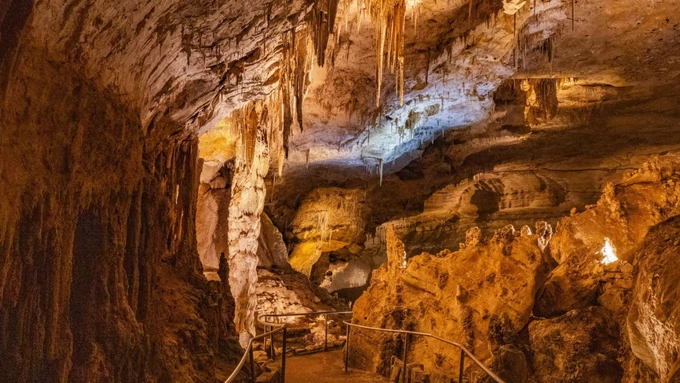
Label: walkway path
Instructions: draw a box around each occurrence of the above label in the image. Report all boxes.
[284,350,388,383]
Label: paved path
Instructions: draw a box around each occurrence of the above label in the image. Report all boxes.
[284,350,388,383]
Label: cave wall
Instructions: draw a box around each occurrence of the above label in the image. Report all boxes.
[626,215,680,383]
[0,20,238,383]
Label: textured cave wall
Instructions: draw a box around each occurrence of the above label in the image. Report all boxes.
[0,15,240,383]
[627,215,680,383]
[349,225,550,379]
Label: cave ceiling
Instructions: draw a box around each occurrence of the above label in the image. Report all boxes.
[21,0,680,181]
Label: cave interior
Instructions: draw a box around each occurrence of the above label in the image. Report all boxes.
[2,0,680,382]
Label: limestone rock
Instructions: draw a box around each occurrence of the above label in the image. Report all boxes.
[463,226,483,249]
[550,159,680,265]
[256,267,348,350]
[536,161,680,317]
[257,213,289,269]
[289,188,367,276]
[256,267,345,317]
[626,216,680,382]
[350,226,548,377]
[492,345,530,383]
[318,255,373,293]
[529,307,622,383]
[228,127,270,345]
[533,247,604,317]
[598,261,634,319]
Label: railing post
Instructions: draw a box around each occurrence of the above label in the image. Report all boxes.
[249,345,255,383]
[344,324,351,373]
[458,348,465,383]
[281,327,287,383]
[324,314,328,352]
[402,333,410,383]
[271,331,276,361]
[265,325,270,359]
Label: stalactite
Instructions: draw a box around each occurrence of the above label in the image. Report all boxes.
[378,158,384,186]
[413,4,418,34]
[307,0,341,67]
[306,148,311,168]
[270,173,276,202]
[376,16,387,107]
[425,48,430,84]
[514,24,519,72]
[538,35,555,63]
[345,0,407,107]
[278,149,284,177]
[530,78,559,120]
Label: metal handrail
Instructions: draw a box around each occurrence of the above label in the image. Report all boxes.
[261,310,353,319]
[343,321,506,383]
[224,321,287,383]
[260,311,352,352]
[224,310,352,383]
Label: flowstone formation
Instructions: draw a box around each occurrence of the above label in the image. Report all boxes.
[349,159,680,382]
[288,188,369,274]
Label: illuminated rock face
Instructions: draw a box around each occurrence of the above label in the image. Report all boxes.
[537,160,680,318]
[289,188,368,276]
[627,216,680,383]
[350,225,550,378]
[349,160,680,382]
[227,130,270,345]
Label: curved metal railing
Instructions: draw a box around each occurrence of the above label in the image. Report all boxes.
[224,319,287,383]
[343,321,506,383]
[224,310,352,383]
[225,311,504,383]
[261,311,352,352]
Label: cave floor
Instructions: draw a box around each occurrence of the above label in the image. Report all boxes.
[284,350,387,383]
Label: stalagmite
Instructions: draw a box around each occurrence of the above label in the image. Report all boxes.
[271,173,276,202]
[278,149,285,177]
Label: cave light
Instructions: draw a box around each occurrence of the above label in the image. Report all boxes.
[600,237,618,265]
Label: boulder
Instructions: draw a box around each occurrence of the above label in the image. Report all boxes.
[627,216,680,382]
[529,307,622,383]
